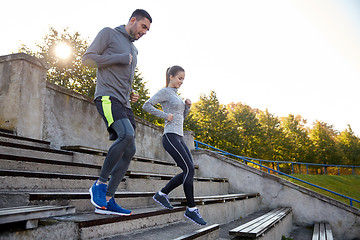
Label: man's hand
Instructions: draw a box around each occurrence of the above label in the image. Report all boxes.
[131,91,139,103]
[185,99,192,107]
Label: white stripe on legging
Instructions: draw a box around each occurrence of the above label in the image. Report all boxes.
[164,134,189,185]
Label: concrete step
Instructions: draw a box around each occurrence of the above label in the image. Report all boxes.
[28,191,156,212]
[0,152,183,177]
[49,194,260,240]
[170,193,260,206]
[131,156,198,176]
[0,131,50,149]
[25,192,258,213]
[0,153,100,176]
[122,174,229,197]
[0,148,194,177]
[0,143,73,162]
[288,224,313,240]
[105,222,220,240]
[0,170,229,197]
[62,144,199,176]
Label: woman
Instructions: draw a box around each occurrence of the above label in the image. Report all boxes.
[142,65,207,225]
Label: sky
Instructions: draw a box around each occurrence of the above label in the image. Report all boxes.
[2,0,360,136]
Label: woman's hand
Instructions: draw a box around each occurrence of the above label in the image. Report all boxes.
[185,99,192,107]
[167,113,174,122]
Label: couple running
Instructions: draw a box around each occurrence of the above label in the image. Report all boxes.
[82,9,206,226]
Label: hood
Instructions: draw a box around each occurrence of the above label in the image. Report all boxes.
[114,25,134,42]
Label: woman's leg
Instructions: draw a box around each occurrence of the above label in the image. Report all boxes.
[161,133,195,207]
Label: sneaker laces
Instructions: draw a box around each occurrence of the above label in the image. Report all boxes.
[163,194,170,203]
[193,209,203,218]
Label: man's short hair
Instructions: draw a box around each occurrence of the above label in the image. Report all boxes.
[130,9,152,23]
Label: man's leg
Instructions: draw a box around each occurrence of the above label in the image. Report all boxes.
[98,119,135,185]
[107,138,136,197]
[90,118,134,209]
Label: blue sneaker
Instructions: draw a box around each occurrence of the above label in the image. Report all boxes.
[89,180,107,209]
[153,192,173,209]
[184,208,207,225]
[95,198,132,216]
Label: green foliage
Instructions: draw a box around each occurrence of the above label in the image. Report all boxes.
[185,91,230,149]
[226,102,262,157]
[19,27,96,97]
[335,125,360,165]
[257,109,285,161]
[280,114,314,163]
[186,91,360,166]
[310,121,340,165]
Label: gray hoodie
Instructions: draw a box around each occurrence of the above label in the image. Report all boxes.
[82,25,137,108]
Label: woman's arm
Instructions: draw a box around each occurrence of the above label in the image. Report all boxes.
[142,89,169,120]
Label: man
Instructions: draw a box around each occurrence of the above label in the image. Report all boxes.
[82,9,152,215]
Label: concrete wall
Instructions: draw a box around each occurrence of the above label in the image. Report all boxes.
[192,150,360,240]
[0,53,48,139]
[0,53,194,161]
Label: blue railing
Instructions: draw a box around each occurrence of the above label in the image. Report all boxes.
[194,140,360,207]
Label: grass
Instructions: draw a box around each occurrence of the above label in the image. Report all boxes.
[278,174,360,209]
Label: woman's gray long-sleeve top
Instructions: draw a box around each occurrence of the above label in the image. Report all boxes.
[142,87,190,136]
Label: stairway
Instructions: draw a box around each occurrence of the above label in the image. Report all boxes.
[0,130,293,240]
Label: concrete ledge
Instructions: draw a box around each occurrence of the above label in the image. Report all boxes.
[0,53,49,69]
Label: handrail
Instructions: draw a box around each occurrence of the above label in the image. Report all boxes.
[194,140,360,207]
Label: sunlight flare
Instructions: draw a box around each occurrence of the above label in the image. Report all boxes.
[55,43,71,59]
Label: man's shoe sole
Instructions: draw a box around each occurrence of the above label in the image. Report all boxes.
[95,208,132,216]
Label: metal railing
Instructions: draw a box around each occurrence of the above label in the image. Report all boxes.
[194,140,360,207]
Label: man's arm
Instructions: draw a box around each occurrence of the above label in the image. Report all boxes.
[82,27,131,68]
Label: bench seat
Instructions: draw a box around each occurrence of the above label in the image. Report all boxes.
[229,207,292,239]
[0,205,75,229]
[312,222,333,240]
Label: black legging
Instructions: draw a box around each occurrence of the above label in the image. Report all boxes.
[98,119,136,197]
[161,133,195,207]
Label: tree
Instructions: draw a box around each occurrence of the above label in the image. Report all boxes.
[257,109,285,161]
[19,27,96,97]
[226,102,262,157]
[309,121,340,165]
[280,114,314,163]
[186,91,230,150]
[335,125,360,165]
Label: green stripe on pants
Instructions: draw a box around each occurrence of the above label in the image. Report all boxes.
[101,96,114,127]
